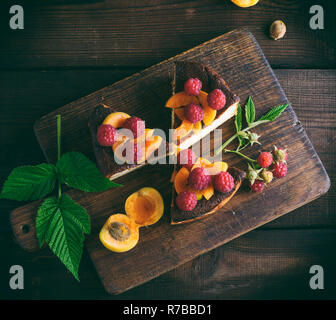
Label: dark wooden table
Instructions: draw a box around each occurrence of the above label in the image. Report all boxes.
[1,0,335,299]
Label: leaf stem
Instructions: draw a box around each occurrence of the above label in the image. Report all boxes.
[215,120,269,155]
[56,114,62,199]
[224,149,257,163]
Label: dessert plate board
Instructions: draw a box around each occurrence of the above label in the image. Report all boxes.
[10,29,330,295]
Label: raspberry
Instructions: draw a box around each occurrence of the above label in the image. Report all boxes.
[188,167,211,191]
[122,116,145,139]
[184,103,204,123]
[122,140,143,164]
[177,149,196,170]
[97,124,117,146]
[213,171,234,193]
[257,152,273,168]
[207,89,226,110]
[250,180,265,192]
[176,191,197,211]
[184,78,202,96]
[272,161,287,178]
[273,146,288,163]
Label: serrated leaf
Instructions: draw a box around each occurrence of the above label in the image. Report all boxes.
[56,152,121,192]
[235,103,242,132]
[36,195,90,281]
[258,104,288,122]
[245,96,255,125]
[0,164,57,201]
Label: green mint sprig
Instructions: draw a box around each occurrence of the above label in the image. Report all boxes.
[215,97,288,155]
[0,114,121,281]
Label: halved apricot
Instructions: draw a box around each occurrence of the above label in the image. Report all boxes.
[99,214,139,253]
[165,92,198,108]
[103,112,131,128]
[191,157,212,171]
[125,187,164,226]
[173,119,194,140]
[198,91,217,126]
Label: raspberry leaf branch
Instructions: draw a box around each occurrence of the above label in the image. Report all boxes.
[0,114,121,280]
[215,97,288,155]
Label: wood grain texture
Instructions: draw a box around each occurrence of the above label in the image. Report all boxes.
[1,0,335,69]
[9,29,330,294]
[2,229,336,299]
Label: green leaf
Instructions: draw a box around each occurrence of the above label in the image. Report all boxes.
[36,194,90,281]
[258,104,288,122]
[245,96,255,125]
[56,152,121,192]
[0,164,57,201]
[235,104,242,132]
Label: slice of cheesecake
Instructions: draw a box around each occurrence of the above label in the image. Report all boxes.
[88,104,171,180]
[170,160,246,225]
[167,61,240,150]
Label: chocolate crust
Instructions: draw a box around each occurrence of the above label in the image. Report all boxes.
[171,167,246,224]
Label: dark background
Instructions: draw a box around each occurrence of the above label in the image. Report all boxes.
[0,0,335,299]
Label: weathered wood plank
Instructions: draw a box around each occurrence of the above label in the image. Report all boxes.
[1,0,335,68]
[7,30,330,294]
[2,229,335,299]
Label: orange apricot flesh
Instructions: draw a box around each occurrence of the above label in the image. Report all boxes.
[103,112,131,128]
[125,187,164,227]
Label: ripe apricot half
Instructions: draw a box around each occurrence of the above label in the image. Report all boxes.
[103,112,131,128]
[125,187,164,227]
[231,0,259,8]
[165,92,198,108]
[198,91,217,126]
[99,214,139,253]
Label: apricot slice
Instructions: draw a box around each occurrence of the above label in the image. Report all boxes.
[165,92,198,108]
[173,119,194,140]
[198,91,217,126]
[145,128,155,140]
[125,187,164,226]
[173,167,203,200]
[174,167,190,194]
[206,161,228,175]
[99,214,139,253]
[103,112,131,128]
[145,135,163,159]
[193,121,202,134]
[174,108,185,121]
[203,184,214,200]
[191,157,212,171]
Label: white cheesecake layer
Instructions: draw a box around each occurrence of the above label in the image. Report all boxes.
[175,101,239,150]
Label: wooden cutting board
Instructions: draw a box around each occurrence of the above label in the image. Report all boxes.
[10,29,330,295]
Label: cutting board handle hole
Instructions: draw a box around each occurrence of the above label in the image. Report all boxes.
[21,224,30,234]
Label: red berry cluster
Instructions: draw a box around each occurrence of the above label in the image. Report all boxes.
[175,150,235,211]
[182,78,227,123]
[96,116,146,164]
[249,146,288,192]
